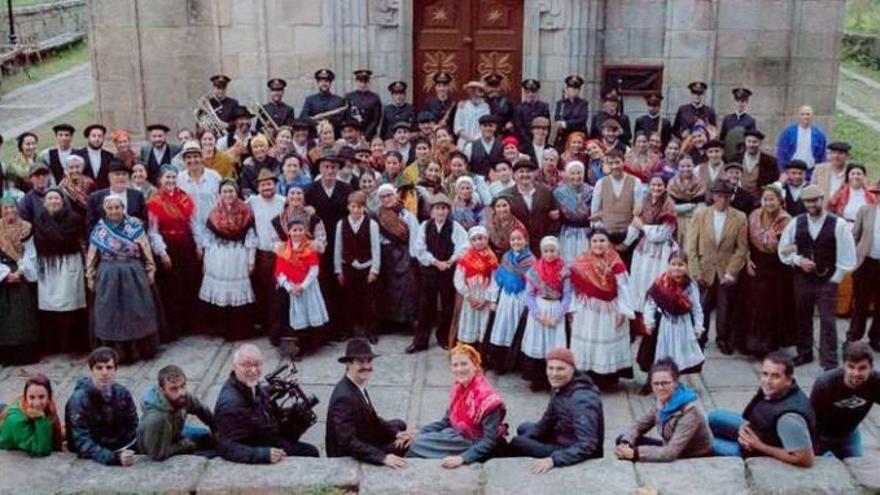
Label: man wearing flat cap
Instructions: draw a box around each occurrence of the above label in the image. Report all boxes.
[524,116,552,165]
[326,338,412,468]
[720,87,756,148]
[513,78,550,145]
[779,159,809,216]
[381,81,415,140]
[39,123,76,184]
[74,123,115,190]
[140,124,180,184]
[423,71,457,135]
[257,78,296,133]
[207,74,240,126]
[590,90,632,146]
[811,141,851,203]
[484,73,514,133]
[778,184,856,369]
[504,157,560,255]
[553,74,590,148]
[466,114,503,177]
[634,94,672,148]
[453,80,491,149]
[673,81,717,140]
[345,70,383,141]
[301,68,347,138]
[723,162,757,215]
[732,129,778,198]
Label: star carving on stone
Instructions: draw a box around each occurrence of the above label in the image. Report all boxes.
[431,8,448,22]
[487,9,503,23]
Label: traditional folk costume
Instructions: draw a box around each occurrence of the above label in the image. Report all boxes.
[246,191,286,336]
[274,236,329,342]
[200,195,258,339]
[483,208,526,259]
[569,248,635,384]
[591,174,643,265]
[333,213,381,340]
[450,190,484,231]
[86,216,159,363]
[0,208,39,365]
[147,188,199,339]
[487,243,535,371]
[453,235,499,344]
[554,182,593,265]
[667,173,706,248]
[58,174,96,224]
[629,192,678,313]
[828,183,876,316]
[638,273,705,374]
[374,199,420,329]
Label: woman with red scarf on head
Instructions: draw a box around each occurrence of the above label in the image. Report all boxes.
[0,374,64,457]
[110,129,139,171]
[146,165,199,340]
[452,226,499,347]
[408,343,507,468]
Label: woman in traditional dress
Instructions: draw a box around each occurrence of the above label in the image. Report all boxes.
[372,183,418,328]
[553,161,593,265]
[485,226,533,371]
[381,151,419,215]
[274,217,329,353]
[488,161,515,199]
[415,161,445,221]
[431,127,456,174]
[743,185,794,356]
[32,189,87,354]
[359,172,380,213]
[630,175,678,318]
[0,374,65,457]
[584,139,606,186]
[200,128,239,179]
[403,137,433,184]
[450,176,484,231]
[86,194,159,363]
[0,193,39,364]
[57,154,96,222]
[682,126,708,166]
[453,226,498,345]
[656,138,682,182]
[666,157,705,247]
[560,131,587,166]
[520,236,571,391]
[637,253,705,387]
[483,194,525,259]
[5,132,39,193]
[443,152,490,206]
[131,163,157,201]
[146,166,199,340]
[277,153,312,197]
[408,344,507,467]
[271,185,327,248]
[370,137,387,173]
[110,129,139,170]
[307,120,339,172]
[200,179,257,340]
[569,229,636,390]
[268,126,293,161]
[624,132,661,182]
[535,148,562,189]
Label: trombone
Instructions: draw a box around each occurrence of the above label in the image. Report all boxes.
[250,99,279,145]
[193,93,228,139]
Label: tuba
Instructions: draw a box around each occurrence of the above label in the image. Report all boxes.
[193,94,228,138]
[250,99,279,145]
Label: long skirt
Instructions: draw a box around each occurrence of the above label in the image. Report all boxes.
[743,251,797,355]
[560,225,590,266]
[288,283,329,331]
[375,243,418,326]
[455,284,493,344]
[0,281,40,365]
[644,313,705,373]
[570,296,633,379]
[407,427,475,459]
[92,259,158,362]
[200,240,254,307]
[521,298,567,359]
[157,235,200,338]
[37,253,86,311]
[630,240,675,313]
[490,291,526,347]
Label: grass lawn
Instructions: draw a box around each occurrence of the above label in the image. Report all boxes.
[0,102,94,165]
[1,40,89,94]
[843,60,880,81]
[10,0,64,7]
[847,0,880,35]
[834,110,880,177]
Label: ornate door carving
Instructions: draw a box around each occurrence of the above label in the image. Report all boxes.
[413,0,523,109]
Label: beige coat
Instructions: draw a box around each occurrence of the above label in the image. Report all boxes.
[852,203,878,269]
[686,206,749,285]
[810,161,846,207]
[620,401,714,462]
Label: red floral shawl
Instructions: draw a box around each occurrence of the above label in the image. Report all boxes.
[448,374,506,441]
[458,247,499,280]
[646,273,692,317]
[570,248,626,301]
[274,238,319,284]
[208,198,254,240]
[528,256,566,298]
[146,188,195,237]
[828,184,877,218]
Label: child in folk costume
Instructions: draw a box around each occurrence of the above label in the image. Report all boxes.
[453,226,499,345]
[553,160,594,265]
[637,252,705,387]
[520,236,572,391]
[275,218,329,354]
[569,229,636,390]
[484,227,534,371]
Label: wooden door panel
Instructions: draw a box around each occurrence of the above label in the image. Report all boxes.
[471,0,523,99]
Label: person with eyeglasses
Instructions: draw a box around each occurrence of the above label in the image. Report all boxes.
[615,358,713,462]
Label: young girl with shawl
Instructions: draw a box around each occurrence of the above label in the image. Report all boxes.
[450,176,485,231]
[484,226,534,371]
[200,179,258,339]
[0,194,39,365]
[638,253,705,378]
[409,344,507,465]
[453,226,499,345]
[569,230,636,389]
[520,236,572,391]
[553,161,593,265]
[0,374,64,457]
[275,217,329,351]
[630,175,679,317]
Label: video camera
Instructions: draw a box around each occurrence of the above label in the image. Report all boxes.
[263,363,319,439]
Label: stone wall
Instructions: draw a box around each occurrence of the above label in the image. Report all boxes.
[88,0,846,143]
[0,0,87,44]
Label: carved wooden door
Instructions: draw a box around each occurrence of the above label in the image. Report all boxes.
[413,0,524,109]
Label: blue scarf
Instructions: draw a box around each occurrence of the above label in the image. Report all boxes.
[494,248,534,294]
[657,384,698,427]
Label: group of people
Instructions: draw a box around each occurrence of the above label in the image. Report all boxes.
[0,67,879,471]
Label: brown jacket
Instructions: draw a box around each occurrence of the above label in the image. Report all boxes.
[810,161,846,207]
[620,401,714,462]
[686,206,749,285]
[852,203,879,269]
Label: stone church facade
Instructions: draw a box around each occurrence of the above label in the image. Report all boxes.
[87,0,845,141]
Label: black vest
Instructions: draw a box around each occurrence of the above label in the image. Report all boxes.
[48,149,66,184]
[783,185,806,216]
[794,214,837,282]
[425,220,454,262]
[341,218,372,265]
[742,382,817,450]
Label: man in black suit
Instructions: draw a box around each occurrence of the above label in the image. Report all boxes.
[467,114,504,178]
[381,81,415,140]
[503,158,560,255]
[256,78,297,133]
[75,123,115,190]
[86,158,147,230]
[513,79,550,145]
[733,129,778,198]
[139,124,181,184]
[326,339,410,468]
[589,91,632,146]
[552,75,589,148]
[634,93,672,148]
[423,71,456,135]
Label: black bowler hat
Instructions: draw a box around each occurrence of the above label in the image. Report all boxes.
[743,129,765,140]
[565,74,584,89]
[688,81,708,94]
[336,146,357,161]
[478,114,501,126]
[786,159,808,171]
[521,79,540,91]
[314,68,335,82]
[484,73,503,87]
[353,69,373,81]
[512,158,538,172]
[267,78,287,90]
[146,123,170,133]
[732,87,752,101]
[107,158,130,174]
[315,155,344,168]
[827,142,852,153]
[710,179,734,195]
[338,338,380,363]
[388,81,407,93]
[433,71,452,84]
[210,74,231,88]
[82,123,107,138]
[52,123,75,134]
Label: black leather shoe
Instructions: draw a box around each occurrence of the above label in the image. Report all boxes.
[717,342,734,355]
[793,353,814,366]
[406,344,427,354]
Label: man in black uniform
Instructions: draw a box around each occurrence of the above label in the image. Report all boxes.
[423,71,456,134]
[301,68,347,138]
[484,73,514,134]
[207,74,239,127]
[673,81,717,139]
[345,69,383,141]
[256,78,296,133]
[513,79,550,145]
[634,93,672,148]
[720,87,756,141]
[39,123,76,184]
[589,90,632,145]
[552,74,589,149]
[380,81,415,140]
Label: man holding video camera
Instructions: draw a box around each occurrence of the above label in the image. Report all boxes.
[214,344,319,463]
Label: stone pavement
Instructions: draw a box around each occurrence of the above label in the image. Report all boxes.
[1,327,879,494]
[0,63,93,139]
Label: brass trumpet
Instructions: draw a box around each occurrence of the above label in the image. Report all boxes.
[250,99,279,145]
[310,104,348,121]
[193,94,228,138]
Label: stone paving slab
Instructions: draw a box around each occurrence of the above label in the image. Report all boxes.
[59,454,207,495]
[635,456,748,495]
[198,457,360,494]
[0,451,76,495]
[360,458,482,495]
[482,457,639,495]
[746,456,863,495]
[844,456,880,493]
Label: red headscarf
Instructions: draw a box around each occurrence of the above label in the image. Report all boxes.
[530,256,565,295]
[447,344,506,441]
[274,237,319,284]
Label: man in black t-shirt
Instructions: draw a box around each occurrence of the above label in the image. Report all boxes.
[810,342,880,458]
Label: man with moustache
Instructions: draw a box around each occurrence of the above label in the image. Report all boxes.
[326,339,412,468]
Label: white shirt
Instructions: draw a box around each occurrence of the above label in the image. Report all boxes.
[178,168,222,234]
[152,146,168,164]
[453,99,490,148]
[792,125,815,167]
[743,151,759,173]
[333,216,381,275]
[713,209,727,245]
[843,188,867,222]
[247,194,285,252]
[778,212,857,283]
[414,219,469,266]
[87,147,103,176]
[518,186,535,210]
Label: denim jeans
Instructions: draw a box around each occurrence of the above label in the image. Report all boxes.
[818,429,863,459]
[708,409,744,457]
[509,422,562,458]
[182,425,217,458]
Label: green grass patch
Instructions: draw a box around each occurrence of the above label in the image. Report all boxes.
[1,102,94,164]
[834,110,880,177]
[10,0,64,7]
[843,59,880,81]
[1,40,89,94]
[847,0,880,35]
